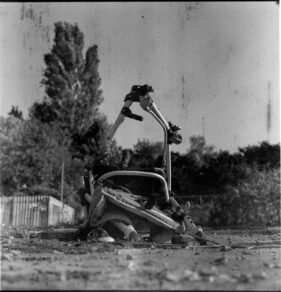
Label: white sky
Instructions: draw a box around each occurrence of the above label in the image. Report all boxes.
[0,2,279,153]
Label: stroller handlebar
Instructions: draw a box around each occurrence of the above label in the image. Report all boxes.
[124,84,154,102]
[107,84,181,191]
[108,85,182,146]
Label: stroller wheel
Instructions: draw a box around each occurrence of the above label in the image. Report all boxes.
[128,230,141,242]
[87,228,115,243]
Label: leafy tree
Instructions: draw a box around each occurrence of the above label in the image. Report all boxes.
[0,116,25,195]
[28,22,123,169]
[0,115,83,203]
[29,21,103,138]
[171,151,197,196]
[239,141,280,169]
[210,167,280,226]
[188,135,216,169]
[128,139,163,168]
[26,21,124,210]
[8,106,23,120]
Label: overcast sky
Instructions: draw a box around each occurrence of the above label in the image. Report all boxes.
[0,2,279,153]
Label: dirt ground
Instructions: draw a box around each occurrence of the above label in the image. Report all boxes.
[1,226,281,290]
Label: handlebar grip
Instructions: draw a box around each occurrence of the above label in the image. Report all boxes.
[121,107,143,121]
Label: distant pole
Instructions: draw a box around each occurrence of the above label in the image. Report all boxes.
[267,82,271,142]
[60,138,65,223]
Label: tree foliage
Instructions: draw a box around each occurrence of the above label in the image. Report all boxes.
[8,106,23,120]
[128,139,163,168]
[0,116,24,195]
[29,21,123,174]
[0,115,84,206]
[29,21,103,137]
[210,167,280,226]
[239,141,280,169]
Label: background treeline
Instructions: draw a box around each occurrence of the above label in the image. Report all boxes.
[129,138,280,227]
[0,22,280,227]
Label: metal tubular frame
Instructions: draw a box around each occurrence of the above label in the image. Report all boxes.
[107,91,175,197]
[98,170,169,202]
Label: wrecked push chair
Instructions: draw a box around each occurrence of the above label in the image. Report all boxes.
[78,85,207,245]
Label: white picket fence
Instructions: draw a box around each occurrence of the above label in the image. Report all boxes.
[0,195,75,226]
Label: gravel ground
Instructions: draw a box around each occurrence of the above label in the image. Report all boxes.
[1,226,281,290]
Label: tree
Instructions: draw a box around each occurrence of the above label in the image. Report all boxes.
[0,117,61,195]
[71,114,124,169]
[8,106,23,120]
[129,139,163,168]
[0,116,25,195]
[28,22,116,166]
[29,21,103,137]
[188,135,216,169]
[239,141,280,169]
[27,22,123,211]
[0,115,83,206]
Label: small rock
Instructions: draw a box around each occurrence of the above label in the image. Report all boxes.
[252,271,268,280]
[220,245,231,251]
[237,273,252,283]
[166,272,182,282]
[126,254,133,260]
[183,269,194,277]
[198,266,219,276]
[263,262,275,269]
[213,255,228,265]
[218,274,236,283]
[183,270,201,281]
[207,276,215,283]
[242,250,253,255]
[128,261,136,270]
[143,260,153,266]
[60,272,67,281]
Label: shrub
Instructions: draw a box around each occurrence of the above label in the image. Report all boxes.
[209,167,280,226]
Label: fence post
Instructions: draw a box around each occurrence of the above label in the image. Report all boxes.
[11,196,15,225]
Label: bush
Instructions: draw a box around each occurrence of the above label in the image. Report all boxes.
[27,185,59,199]
[209,167,280,226]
